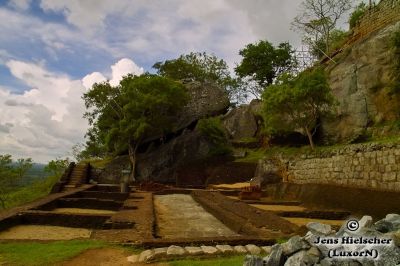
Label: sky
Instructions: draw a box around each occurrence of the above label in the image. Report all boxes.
[0,0,358,163]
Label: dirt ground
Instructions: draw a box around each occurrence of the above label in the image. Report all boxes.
[52,208,117,215]
[60,248,169,266]
[0,225,91,240]
[209,182,250,189]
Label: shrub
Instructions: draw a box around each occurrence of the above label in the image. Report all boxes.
[349,3,367,29]
[197,117,231,155]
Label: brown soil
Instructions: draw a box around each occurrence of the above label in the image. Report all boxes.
[0,225,91,240]
[209,182,250,189]
[283,217,344,227]
[60,248,168,266]
[52,208,117,215]
[250,204,306,212]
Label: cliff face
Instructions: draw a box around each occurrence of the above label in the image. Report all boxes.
[322,21,400,143]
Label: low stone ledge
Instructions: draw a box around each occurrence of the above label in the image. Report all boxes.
[130,243,272,263]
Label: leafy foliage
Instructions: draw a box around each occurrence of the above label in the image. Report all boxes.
[83,74,188,180]
[235,41,297,97]
[292,0,352,55]
[153,52,239,101]
[262,68,336,149]
[311,29,349,59]
[349,2,368,29]
[197,117,231,155]
[44,158,70,177]
[0,154,33,209]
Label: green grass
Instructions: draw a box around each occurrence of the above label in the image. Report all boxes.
[169,255,245,266]
[0,240,108,266]
[82,157,113,168]
[2,175,59,209]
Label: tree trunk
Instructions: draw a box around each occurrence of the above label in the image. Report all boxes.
[304,127,315,150]
[128,144,137,183]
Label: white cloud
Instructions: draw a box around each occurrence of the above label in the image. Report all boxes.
[0,58,144,163]
[82,72,106,89]
[8,0,31,11]
[109,58,144,86]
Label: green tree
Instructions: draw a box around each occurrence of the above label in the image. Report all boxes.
[0,155,33,209]
[0,154,14,208]
[154,52,234,87]
[292,0,352,55]
[235,41,297,98]
[14,158,33,179]
[311,29,348,59]
[349,2,368,29]
[262,68,336,149]
[44,158,70,178]
[83,74,188,181]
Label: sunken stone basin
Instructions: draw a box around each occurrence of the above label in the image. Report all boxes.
[153,194,238,239]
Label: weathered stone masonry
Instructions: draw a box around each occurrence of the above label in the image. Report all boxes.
[279,143,400,192]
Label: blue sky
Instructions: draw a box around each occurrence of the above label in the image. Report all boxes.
[0,0,358,163]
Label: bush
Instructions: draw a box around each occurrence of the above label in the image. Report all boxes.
[349,3,367,29]
[197,117,231,155]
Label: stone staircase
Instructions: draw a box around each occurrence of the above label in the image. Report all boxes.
[63,163,89,191]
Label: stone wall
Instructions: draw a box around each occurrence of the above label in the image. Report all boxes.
[275,143,400,192]
[348,0,400,45]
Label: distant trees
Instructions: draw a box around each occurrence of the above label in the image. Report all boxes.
[0,154,33,209]
[235,41,297,98]
[262,68,336,149]
[292,0,352,56]
[83,74,188,181]
[44,158,70,178]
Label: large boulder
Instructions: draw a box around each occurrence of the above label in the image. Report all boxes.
[222,99,262,140]
[143,81,230,143]
[322,21,400,143]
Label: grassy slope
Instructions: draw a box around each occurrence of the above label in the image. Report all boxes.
[0,240,107,266]
[3,175,59,209]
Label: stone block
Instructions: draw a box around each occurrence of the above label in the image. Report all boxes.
[138,250,154,263]
[201,245,220,255]
[185,246,203,256]
[233,245,248,254]
[245,244,262,255]
[215,245,233,254]
[167,245,186,256]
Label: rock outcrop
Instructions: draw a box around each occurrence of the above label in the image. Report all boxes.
[97,81,230,184]
[222,99,262,141]
[322,21,400,143]
[143,81,230,143]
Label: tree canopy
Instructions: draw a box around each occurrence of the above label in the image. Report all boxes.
[292,0,352,56]
[83,74,188,181]
[0,154,33,209]
[262,68,336,149]
[234,41,296,98]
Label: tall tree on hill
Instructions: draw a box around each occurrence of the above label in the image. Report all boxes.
[234,40,297,99]
[292,0,352,56]
[83,74,188,181]
[153,52,239,103]
[262,68,336,150]
[0,154,33,209]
